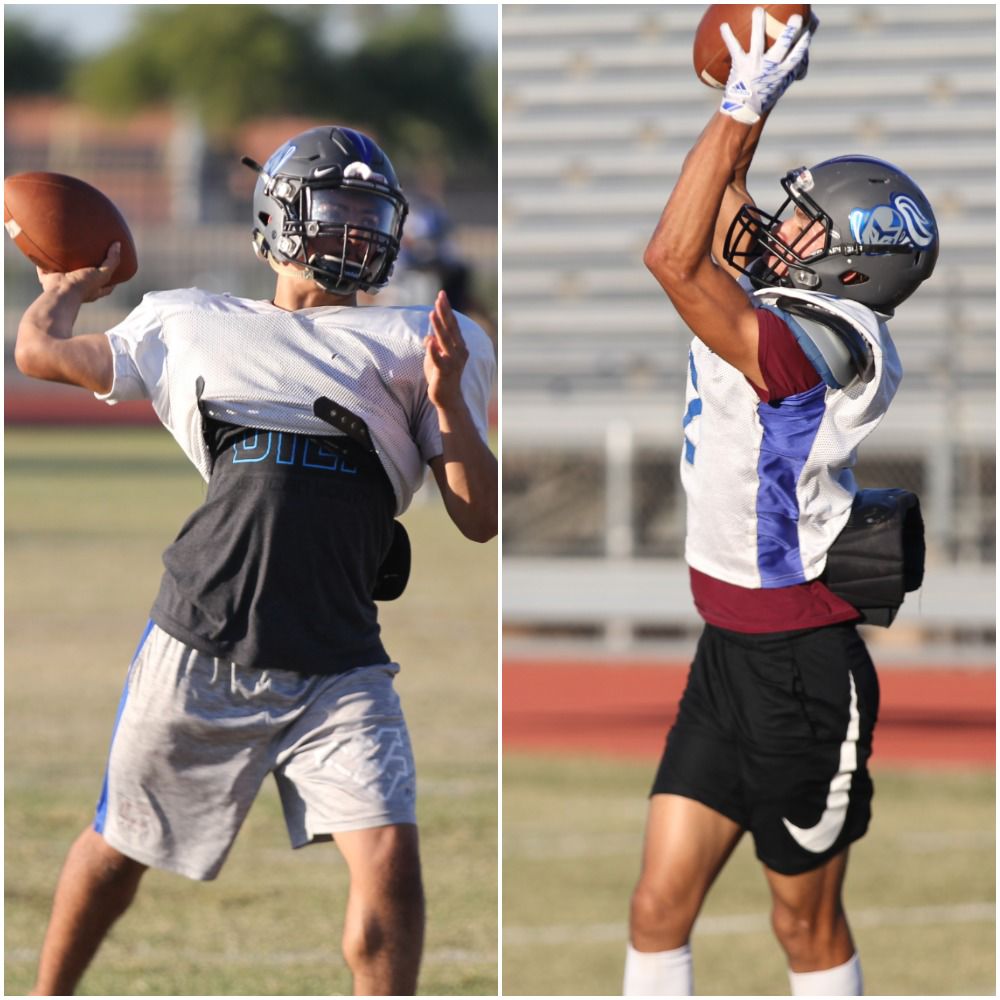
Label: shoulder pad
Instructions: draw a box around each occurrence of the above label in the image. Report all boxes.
[770,297,874,389]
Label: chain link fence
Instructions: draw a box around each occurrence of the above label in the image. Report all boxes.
[504,446,995,564]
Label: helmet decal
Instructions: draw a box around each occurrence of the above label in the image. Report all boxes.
[894,195,937,247]
[849,193,936,249]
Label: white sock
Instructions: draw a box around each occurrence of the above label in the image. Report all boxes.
[623,942,693,996]
[788,952,863,996]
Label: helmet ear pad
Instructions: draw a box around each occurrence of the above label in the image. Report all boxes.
[251,225,270,262]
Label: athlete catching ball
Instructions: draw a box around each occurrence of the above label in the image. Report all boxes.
[624,8,937,997]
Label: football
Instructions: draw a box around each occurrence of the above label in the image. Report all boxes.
[3,171,138,284]
[693,4,812,89]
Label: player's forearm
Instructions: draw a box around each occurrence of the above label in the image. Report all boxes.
[645,112,753,285]
[16,287,84,377]
[732,111,766,190]
[433,400,498,543]
[15,287,111,391]
[721,114,767,231]
[713,113,767,271]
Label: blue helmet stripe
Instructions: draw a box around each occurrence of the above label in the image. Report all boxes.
[340,128,374,164]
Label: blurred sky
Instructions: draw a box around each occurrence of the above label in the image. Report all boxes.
[4,3,498,53]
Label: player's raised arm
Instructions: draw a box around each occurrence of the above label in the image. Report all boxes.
[712,14,814,275]
[643,9,811,384]
[644,113,766,381]
[711,114,768,278]
[425,290,498,543]
[14,243,119,393]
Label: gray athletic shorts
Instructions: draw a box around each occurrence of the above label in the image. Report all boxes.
[94,623,417,880]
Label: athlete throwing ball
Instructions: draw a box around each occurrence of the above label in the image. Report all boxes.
[15,126,497,996]
[624,10,938,996]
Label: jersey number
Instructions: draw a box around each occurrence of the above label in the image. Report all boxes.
[682,351,702,464]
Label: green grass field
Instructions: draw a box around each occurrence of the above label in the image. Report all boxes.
[503,753,995,996]
[5,427,497,996]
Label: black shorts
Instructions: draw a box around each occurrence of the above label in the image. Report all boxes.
[651,622,879,876]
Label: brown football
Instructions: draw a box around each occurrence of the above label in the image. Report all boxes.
[3,171,138,284]
[693,4,812,89]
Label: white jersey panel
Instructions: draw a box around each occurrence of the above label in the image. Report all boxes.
[681,290,901,589]
[97,289,496,513]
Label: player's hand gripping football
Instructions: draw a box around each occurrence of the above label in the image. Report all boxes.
[35,242,121,303]
[720,7,812,125]
[424,290,470,410]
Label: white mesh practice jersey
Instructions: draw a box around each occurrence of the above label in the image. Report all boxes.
[97,288,496,513]
[681,288,902,589]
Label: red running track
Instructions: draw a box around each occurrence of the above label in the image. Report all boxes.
[503,659,996,769]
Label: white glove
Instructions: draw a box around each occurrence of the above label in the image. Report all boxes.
[719,8,812,125]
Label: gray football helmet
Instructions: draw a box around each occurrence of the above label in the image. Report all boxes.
[724,155,939,315]
[246,126,408,295]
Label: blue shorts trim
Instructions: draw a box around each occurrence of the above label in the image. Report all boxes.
[94,620,154,834]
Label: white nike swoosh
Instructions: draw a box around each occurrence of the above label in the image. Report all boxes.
[782,671,859,853]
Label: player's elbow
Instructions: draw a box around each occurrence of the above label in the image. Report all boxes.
[451,499,497,543]
[643,239,696,292]
[461,511,498,544]
[475,522,498,544]
[13,335,51,381]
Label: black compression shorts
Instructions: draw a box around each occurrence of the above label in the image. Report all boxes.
[651,622,879,876]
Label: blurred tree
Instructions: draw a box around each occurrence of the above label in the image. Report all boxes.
[337,6,496,168]
[69,5,335,138]
[64,4,495,169]
[4,20,72,95]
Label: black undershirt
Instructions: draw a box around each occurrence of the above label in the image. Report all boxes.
[152,419,396,674]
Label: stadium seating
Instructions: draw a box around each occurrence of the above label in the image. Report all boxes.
[502,3,996,650]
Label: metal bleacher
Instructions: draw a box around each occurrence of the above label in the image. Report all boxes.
[501,4,996,656]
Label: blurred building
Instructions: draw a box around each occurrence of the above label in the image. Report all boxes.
[502,4,995,659]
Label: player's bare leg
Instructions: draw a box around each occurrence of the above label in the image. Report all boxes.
[630,794,743,949]
[31,826,147,996]
[625,794,743,994]
[765,847,855,970]
[335,823,425,996]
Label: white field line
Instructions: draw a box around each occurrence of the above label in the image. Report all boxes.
[503,901,996,947]
[898,830,995,852]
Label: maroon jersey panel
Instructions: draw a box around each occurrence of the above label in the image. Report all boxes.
[753,306,823,401]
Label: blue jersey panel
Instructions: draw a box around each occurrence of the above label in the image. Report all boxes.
[755,384,827,587]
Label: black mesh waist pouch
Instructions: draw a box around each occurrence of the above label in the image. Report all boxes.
[823,488,925,627]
